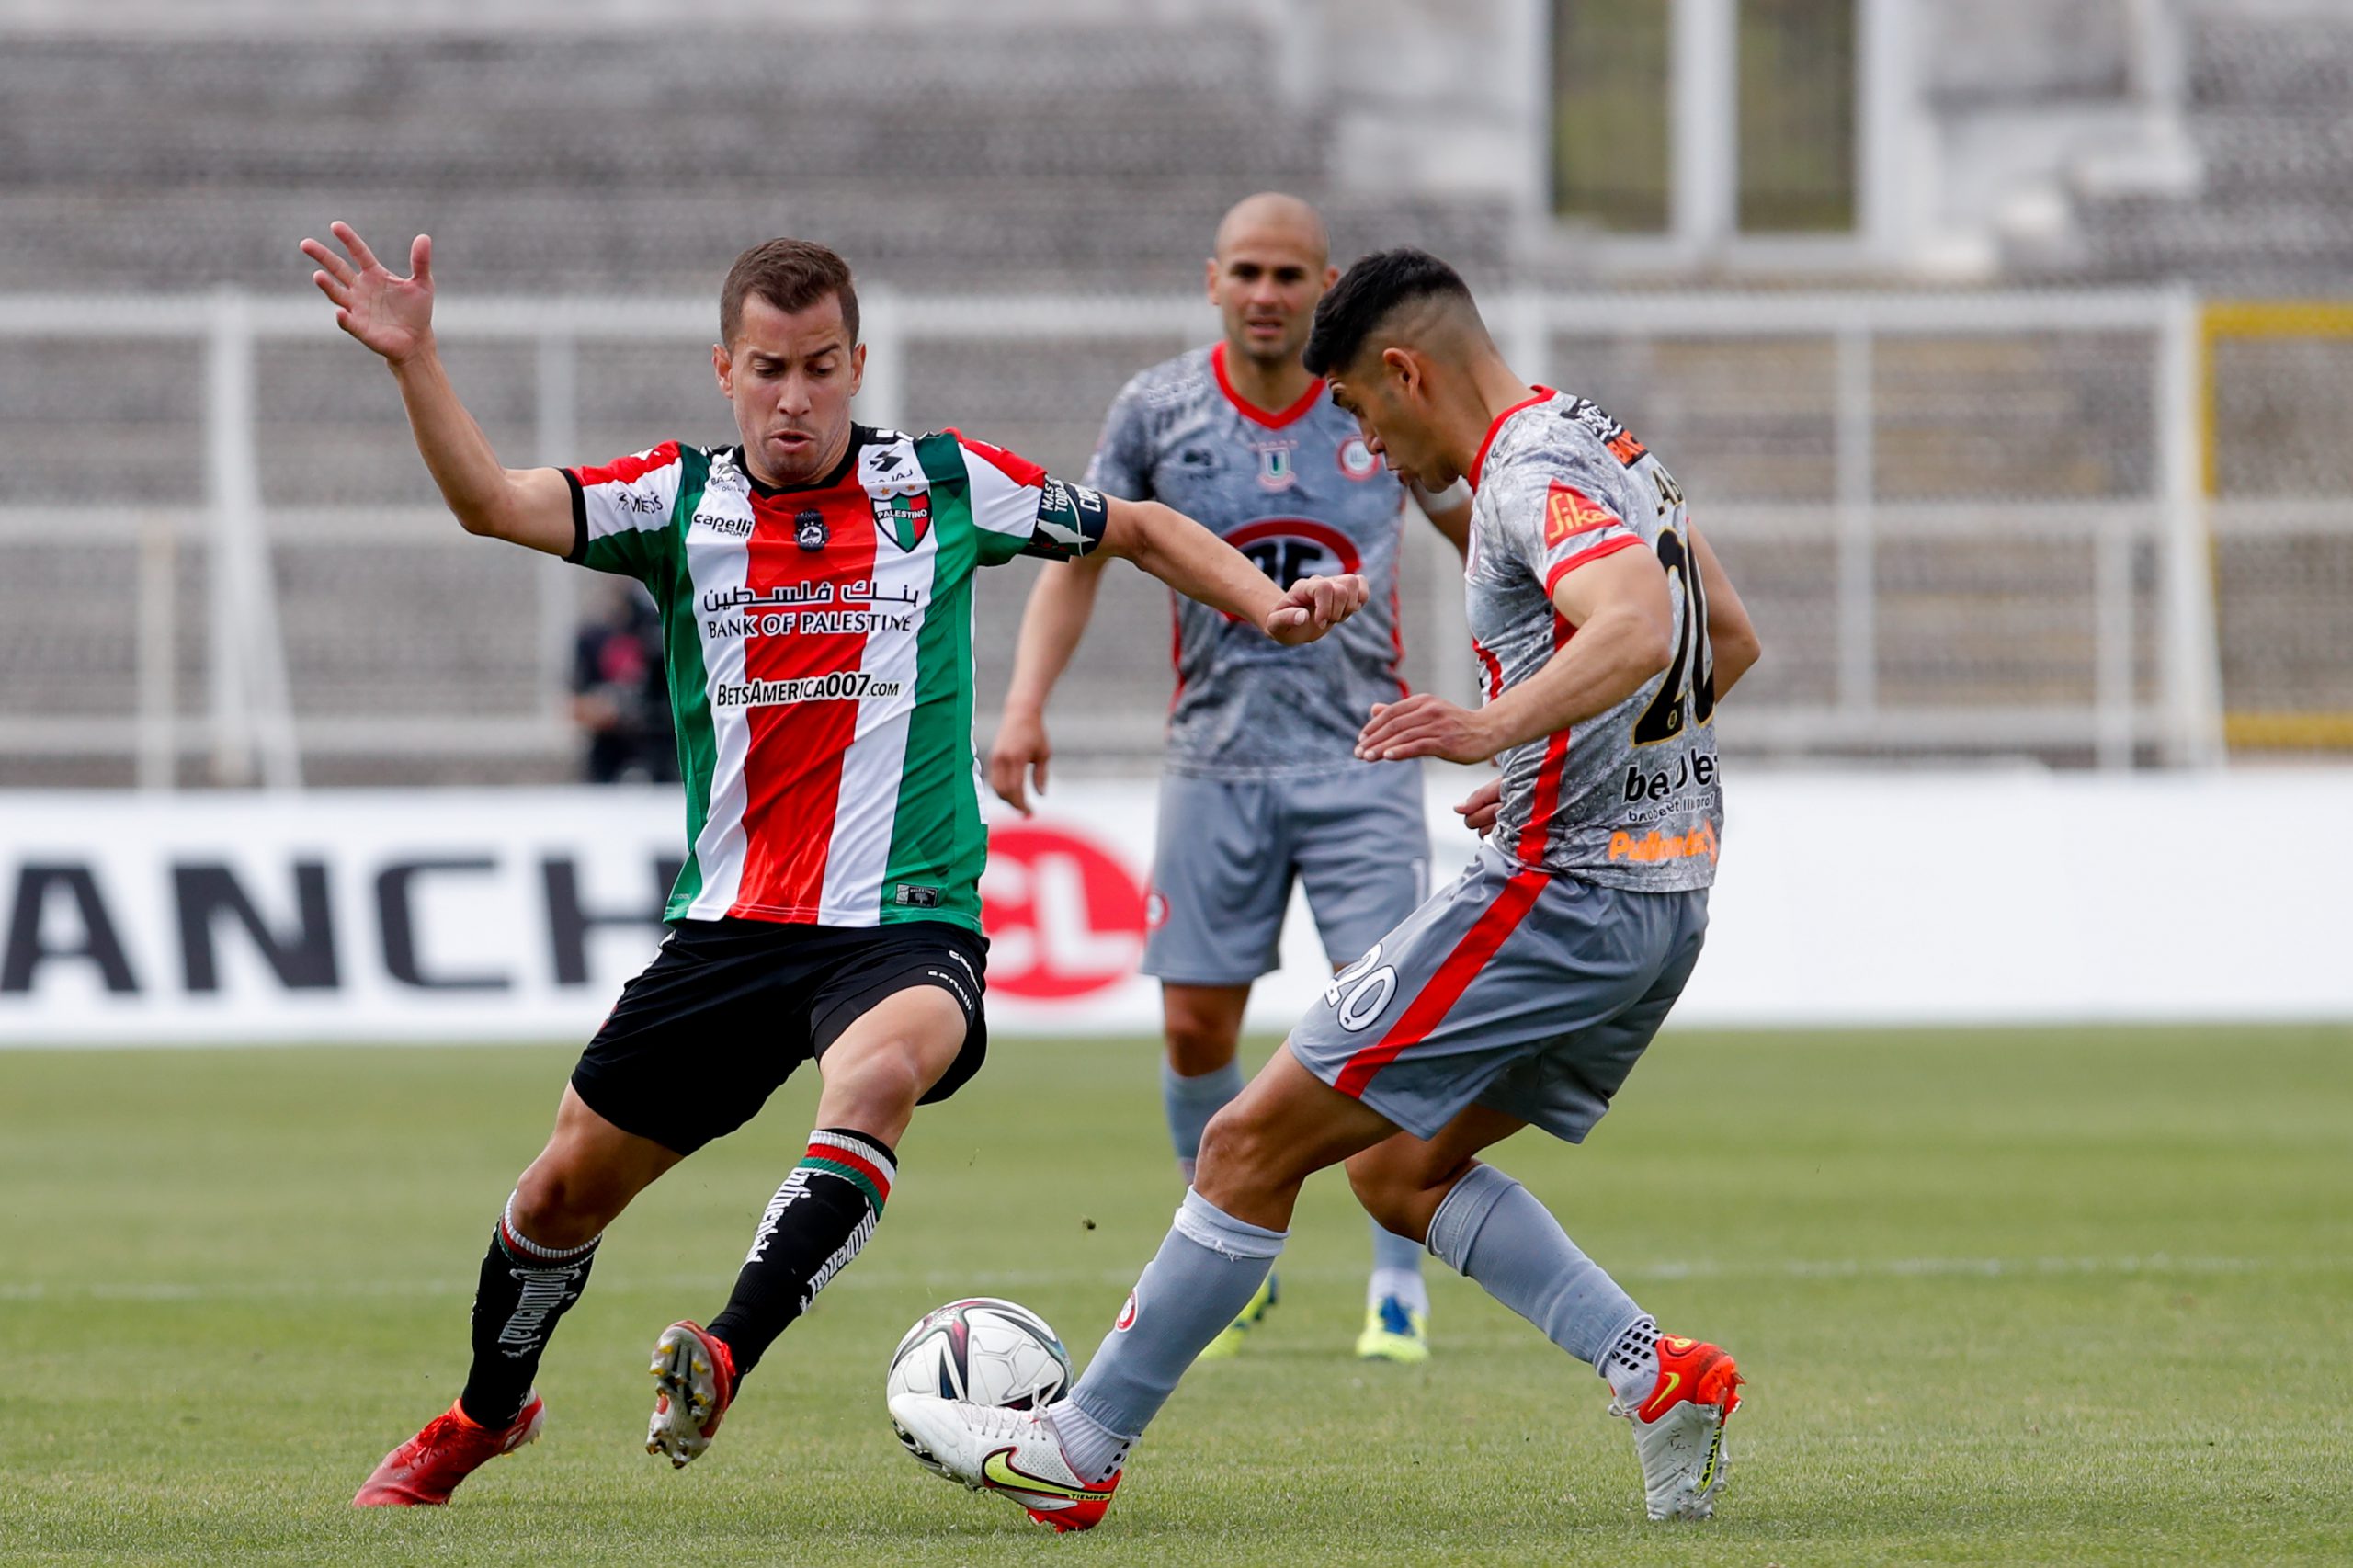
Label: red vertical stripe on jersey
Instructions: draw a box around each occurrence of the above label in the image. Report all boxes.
[731,489,879,918]
[1514,618,1575,862]
[1472,637,1504,702]
[1332,868,1548,1099]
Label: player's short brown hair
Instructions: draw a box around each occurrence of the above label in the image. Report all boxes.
[721,239,859,347]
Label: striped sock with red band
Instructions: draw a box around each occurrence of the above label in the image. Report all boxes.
[707,1127,898,1376]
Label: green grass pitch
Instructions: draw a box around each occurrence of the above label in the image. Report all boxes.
[2,1026,2347,1566]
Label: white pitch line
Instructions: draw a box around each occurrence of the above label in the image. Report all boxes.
[0,1253,2337,1304]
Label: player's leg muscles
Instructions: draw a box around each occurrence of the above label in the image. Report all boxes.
[460,1087,682,1426]
[705,985,966,1375]
[1353,1103,1657,1401]
[1159,982,1250,1184]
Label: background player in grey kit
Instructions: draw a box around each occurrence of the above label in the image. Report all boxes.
[895,248,1768,1531]
[988,194,1472,1363]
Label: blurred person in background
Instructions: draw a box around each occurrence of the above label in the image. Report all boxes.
[989,193,1472,1366]
[301,220,1366,1509]
[571,580,678,784]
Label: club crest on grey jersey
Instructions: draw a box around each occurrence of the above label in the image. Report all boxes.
[1465,391,1723,892]
[1086,344,1411,779]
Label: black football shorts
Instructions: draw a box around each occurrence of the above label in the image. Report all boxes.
[570,917,988,1155]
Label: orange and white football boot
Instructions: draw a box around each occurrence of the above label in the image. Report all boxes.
[887,1393,1123,1531]
[1613,1334,1742,1520]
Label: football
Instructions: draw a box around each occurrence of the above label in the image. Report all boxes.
[885,1298,1072,1464]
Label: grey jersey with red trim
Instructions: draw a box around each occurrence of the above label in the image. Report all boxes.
[1467,390,1722,891]
[1086,344,1411,778]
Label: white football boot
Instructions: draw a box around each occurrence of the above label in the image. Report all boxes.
[888,1393,1122,1532]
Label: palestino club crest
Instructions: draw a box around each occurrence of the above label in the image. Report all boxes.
[1336,436,1381,481]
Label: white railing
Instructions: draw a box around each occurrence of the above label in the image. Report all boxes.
[0,286,2223,785]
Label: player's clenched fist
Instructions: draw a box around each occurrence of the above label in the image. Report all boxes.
[301,222,436,366]
[1356,691,1499,765]
[1262,572,1369,645]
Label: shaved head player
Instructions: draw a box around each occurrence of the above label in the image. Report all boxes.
[897,247,1766,1532]
[988,194,1472,1363]
[301,222,1365,1508]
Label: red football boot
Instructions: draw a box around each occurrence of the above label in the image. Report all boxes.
[353,1394,545,1506]
[646,1320,739,1469]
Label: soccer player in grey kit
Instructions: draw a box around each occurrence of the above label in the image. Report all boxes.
[989,194,1472,1363]
[900,247,1765,1530]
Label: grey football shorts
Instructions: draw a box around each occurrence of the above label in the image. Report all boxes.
[1286,841,1708,1144]
[1140,762,1430,986]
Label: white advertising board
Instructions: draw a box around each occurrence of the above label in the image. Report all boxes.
[4,767,2350,1046]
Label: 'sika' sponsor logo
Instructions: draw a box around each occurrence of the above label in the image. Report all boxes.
[1606,822,1720,865]
[1543,482,1619,547]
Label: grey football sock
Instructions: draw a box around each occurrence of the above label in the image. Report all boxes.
[1054,1188,1285,1479]
[1161,1061,1243,1186]
[1426,1163,1644,1373]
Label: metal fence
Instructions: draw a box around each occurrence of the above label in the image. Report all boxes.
[0,287,2234,787]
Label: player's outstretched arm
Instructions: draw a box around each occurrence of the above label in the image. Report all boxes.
[1356,546,1676,764]
[1689,527,1761,699]
[987,555,1110,814]
[1097,496,1367,646]
[299,222,573,557]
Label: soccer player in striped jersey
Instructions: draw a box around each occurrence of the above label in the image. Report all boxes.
[301,222,1365,1507]
[988,194,1471,1364]
[892,249,1764,1531]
